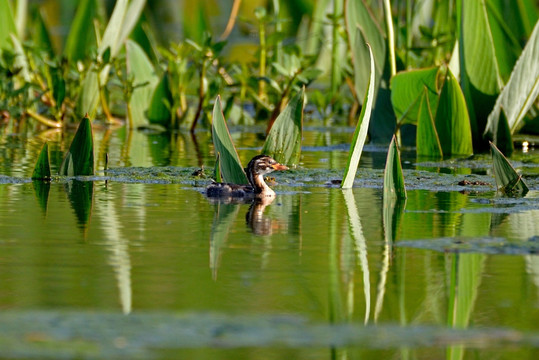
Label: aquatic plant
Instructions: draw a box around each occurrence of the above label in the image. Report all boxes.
[59,115,95,176]
[0,0,537,163]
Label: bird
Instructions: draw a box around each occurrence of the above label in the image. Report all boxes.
[206,155,288,199]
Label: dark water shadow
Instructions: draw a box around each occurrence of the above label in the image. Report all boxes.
[32,180,51,216]
[64,180,94,232]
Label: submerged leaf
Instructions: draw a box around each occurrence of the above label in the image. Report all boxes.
[490,141,528,196]
[383,135,406,200]
[32,142,51,180]
[59,116,95,176]
[342,42,375,189]
[261,88,304,167]
[211,97,248,185]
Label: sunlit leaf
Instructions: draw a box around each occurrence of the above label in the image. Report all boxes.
[342,42,375,189]
[211,96,248,185]
[434,69,474,157]
[126,39,158,128]
[484,20,539,137]
[383,135,406,200]
[416,89,443,158]
[147,72,173,127]
[63,0,99,63]
[461,0,502,96]
[261,87,304,167]
[0,0,17,50]
[345,0,386,103]
[390,67,439,125]
[77,0,147,117]
[59,116,95,176]
[32,142,51,180]
[490,141,528,196]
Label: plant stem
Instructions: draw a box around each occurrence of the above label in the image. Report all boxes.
[26,110,62,128]
[191,59,207,133]
[330,0,342,101]
[384,0,397,76]
[258,19,267,103]
[97,72,114,124]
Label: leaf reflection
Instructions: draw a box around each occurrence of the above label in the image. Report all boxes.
[64,180,93,231]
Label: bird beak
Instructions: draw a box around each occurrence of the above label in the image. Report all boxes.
[272,163,289,171]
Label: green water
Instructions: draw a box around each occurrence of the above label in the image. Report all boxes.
[1,126,539,359]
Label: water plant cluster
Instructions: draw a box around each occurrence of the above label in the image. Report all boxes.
[1,0,538,182]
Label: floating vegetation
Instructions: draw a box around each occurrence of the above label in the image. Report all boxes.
[396,237,539,255]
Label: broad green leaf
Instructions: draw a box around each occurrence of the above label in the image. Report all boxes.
[214,152,222,183]
[32,142,51,180]
[9,33,30,82]
[77,0,147,117]
[126,39,158,128]
[489,106,514,156]
[32,8,54,55]
[59,116,95,176]
[383,135,406,200]
[416,89,443,158]
[342,43,375,189]
[261,87,304,167]
[14,0,27,38]
[461,0,502,96]
[484,20,539,137]
[390,67,440,125]
[147,72,173,127]
[434,69,474,157]
[345,0,386,102]
[63,0,99,63]
[490,141,528,196]
[0,0,17,50]
[211,96,248,185]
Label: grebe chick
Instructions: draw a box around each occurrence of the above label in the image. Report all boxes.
[206,155,288,199]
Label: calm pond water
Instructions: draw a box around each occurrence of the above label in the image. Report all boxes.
[1,124,539,359]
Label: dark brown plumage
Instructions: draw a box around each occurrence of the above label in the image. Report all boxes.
[206,155,288,199]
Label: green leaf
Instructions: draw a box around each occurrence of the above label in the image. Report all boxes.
[126,39,158,128]
[416,89,443,158]
[484,20,539,137]
[261,87,304,167]
[383,135,406,200]
[147,72,173,127]
[63,0,99,63]
[390,67,440,125]
[214,152,222,183]
[32,142,51,180]
[489,106,514,156]
[345,0,386,103]
[342,43,375,189]
[77,0,147,117]
[461,0,502,96]
[434,69,474,157]
[0,0,17,50]
[32,8,54,55]
[211,96,248,185]
[59,116,95,176]
[490,141,528,196]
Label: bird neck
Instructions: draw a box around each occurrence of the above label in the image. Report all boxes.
[250,173,275,197]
